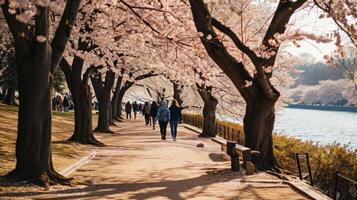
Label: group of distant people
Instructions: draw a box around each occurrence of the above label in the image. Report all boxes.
[52,94,73,112]
[128,99,181,141]
[124,101,141,119]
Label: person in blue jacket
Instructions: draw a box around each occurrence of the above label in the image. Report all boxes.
[156,100,170,140]
[169,100,181,141]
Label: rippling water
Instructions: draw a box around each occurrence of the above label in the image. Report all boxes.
[274,108,357,149]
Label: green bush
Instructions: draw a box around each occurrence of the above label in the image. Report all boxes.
[274,134,357,196]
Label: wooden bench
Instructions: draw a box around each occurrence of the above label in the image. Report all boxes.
[211,136,260,175]
[211,137,227,151]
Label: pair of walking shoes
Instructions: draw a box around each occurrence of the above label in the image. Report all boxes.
[161,136,177,141]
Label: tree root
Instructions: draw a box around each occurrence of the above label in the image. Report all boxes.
[3,168,73,189]
[94,128,113,133]
[110,121,118,126]
[87,136,105,147]
[67,133,105,147]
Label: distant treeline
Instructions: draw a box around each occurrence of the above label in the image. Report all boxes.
[294,62,346,86]
[289,62,357,106]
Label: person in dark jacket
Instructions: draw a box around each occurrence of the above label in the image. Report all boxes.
[169,100,181,141]
[143,102,151,125]
[125,102,132,119]
[63,95,70,112]
[133,101,139,119]
[149,101,159,130]
[156,100,170,140]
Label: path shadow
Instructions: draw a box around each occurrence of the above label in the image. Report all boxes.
[208,153,229,162]
[1,171,239,200]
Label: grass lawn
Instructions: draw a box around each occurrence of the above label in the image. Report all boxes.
[0,103,97,190]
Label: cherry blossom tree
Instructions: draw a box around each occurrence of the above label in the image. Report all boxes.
[188,0,311,170]
[315,1,357,91]
[0,0,82,185]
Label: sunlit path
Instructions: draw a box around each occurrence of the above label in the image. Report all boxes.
[1,117,309,200]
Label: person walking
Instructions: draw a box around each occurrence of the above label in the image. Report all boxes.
[63,95,70,112]
[125,101,132,119]
[143,102,151,125]
[169,100,181,141]
[56,95,63,111]
[156,100,170,140]
[138,103,143,115]
[133,101,139,119]
[150,101,159,130]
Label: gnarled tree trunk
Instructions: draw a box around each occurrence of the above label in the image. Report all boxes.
[116,88,126,120]
[111,74,123,122]
[2,5,71,186]
[197,84,218,137]
[91,69,115,133]
[60,57,103,146]
[189,0,304,170]
[172,81,184,107]
[244,87,278,169]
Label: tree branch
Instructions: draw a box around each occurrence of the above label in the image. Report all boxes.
[51,0,82,73]
[211,17,257,62]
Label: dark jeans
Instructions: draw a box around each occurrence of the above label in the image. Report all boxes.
[126,112,131,119]
[170,121,179,139]
[151,116,156,129]
[159,121,168,137]
[144,114,151,125]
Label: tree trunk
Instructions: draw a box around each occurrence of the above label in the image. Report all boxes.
[173,81,184,107]
[4,87,16,105]
[60,57,103,145]
[91,70,115,133]
[69,83,102,144]
[0,88,5,100]
[244,89,278,170]
[8,57,64,186]
[197,85,218,137]
[188,0,304,170]
[116,89,126,120]
[111,75,123,121]
[3,6,69,186]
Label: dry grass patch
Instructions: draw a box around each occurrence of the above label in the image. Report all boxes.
[0,103,98,192]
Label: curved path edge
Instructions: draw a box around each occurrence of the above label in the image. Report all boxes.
[60,151,97,177]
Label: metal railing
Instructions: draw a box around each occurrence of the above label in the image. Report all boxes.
[334,171,357,200]
[295,153,313,186]
[182,114,244,145]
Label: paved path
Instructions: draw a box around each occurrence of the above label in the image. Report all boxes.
[1,118,308,200]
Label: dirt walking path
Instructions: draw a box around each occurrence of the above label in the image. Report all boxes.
[1,117,309,200]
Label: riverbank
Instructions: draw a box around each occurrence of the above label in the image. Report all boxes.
[287,104,357,112]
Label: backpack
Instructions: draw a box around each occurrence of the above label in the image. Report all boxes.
[158,109,169,122]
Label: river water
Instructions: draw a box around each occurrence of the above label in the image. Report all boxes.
[274,108,357,149]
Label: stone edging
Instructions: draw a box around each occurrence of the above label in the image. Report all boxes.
[183,124,201,135]
[60,151,97,176]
